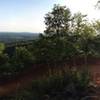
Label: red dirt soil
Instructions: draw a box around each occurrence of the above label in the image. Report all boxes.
[0,61,100,96]
[0,64,49,96]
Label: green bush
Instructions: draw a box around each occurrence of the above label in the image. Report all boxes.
[30,70,90,100]
[2,70,90,100]
[0,46,35,82]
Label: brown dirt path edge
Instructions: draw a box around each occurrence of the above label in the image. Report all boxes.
[0,65,49,96]
[0,63,100,96]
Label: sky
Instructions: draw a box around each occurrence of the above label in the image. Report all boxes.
[0,0,100,33]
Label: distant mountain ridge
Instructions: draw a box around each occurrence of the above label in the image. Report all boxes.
[0,32,39,43]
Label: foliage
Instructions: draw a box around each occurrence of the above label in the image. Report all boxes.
[0,46,35,82]
[44,4,71,36]
[11,47,35,72]
[0,43,5,54]
[32,36,77,63]
[0,70,90,100]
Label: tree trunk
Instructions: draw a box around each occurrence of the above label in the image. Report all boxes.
[84,53,88,69]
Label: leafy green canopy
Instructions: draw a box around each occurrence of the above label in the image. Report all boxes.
[0,4,100,80]
[33,4,100,65]
[44,4,71,36]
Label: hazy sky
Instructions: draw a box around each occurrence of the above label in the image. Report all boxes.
[0,0,100,33]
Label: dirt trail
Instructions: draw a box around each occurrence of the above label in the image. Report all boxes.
[0,65,49,96]
[0,63,100,96]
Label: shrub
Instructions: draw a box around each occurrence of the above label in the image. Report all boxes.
[4,69,90,100]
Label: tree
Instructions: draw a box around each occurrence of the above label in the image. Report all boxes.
[44,4,71,36]
[34,5,100,67]
[70,13,97,67]
[78,24,96,67]
[41,4,78,65]
[91,20,100,56]
[0,43,5,54]
[93,20,100,34]
[71,12,87,34]
[11,47,34,72]
[95,0,100,9]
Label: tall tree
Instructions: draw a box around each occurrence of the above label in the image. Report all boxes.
[71,12,87,35]
[71,13,96,66]
[44,4,71,36]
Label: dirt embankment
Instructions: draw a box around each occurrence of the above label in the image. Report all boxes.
[0,59,100,96]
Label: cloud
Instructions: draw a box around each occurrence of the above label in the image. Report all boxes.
[62,0,100,20]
